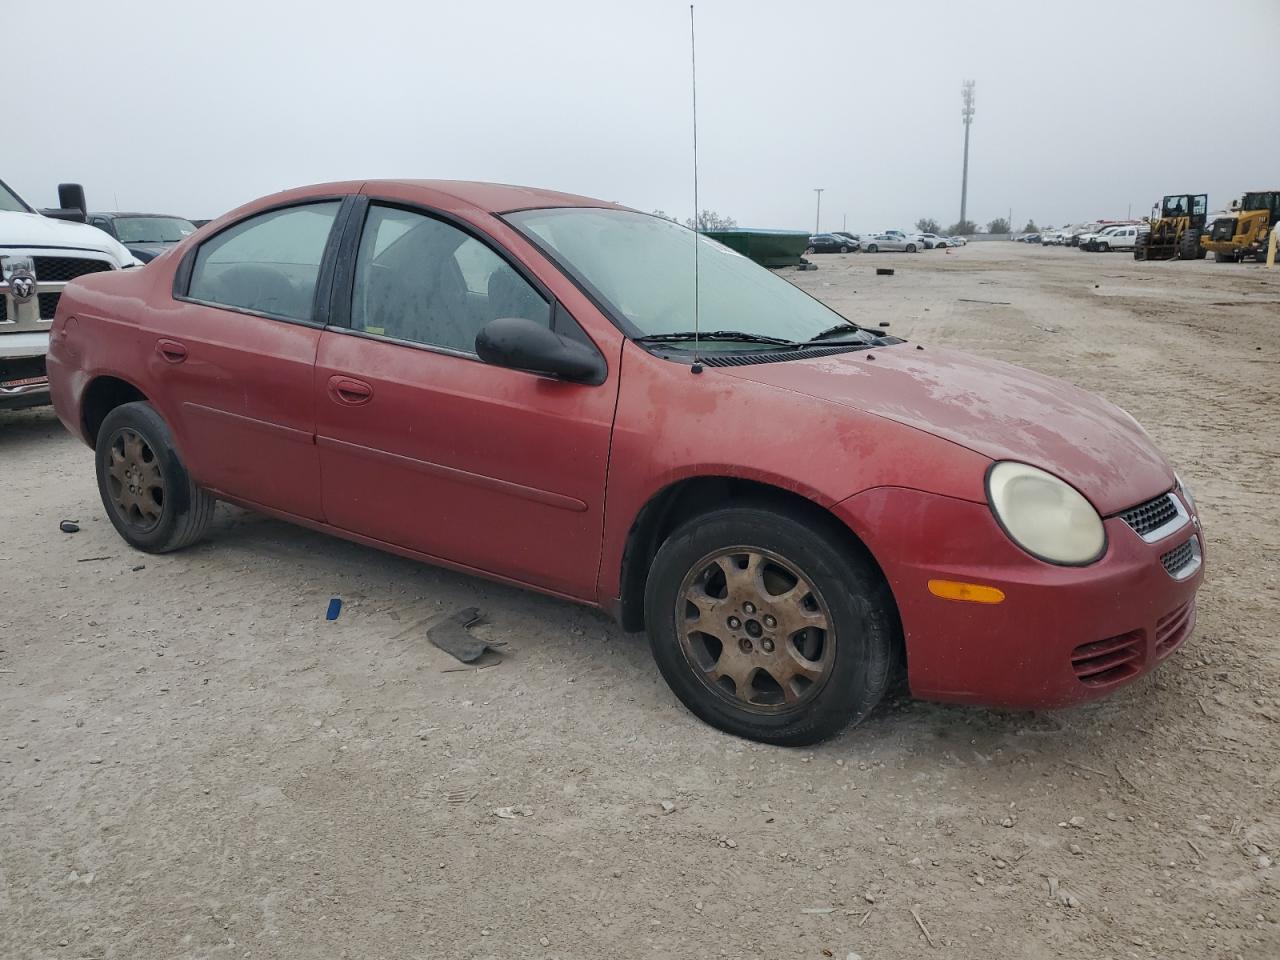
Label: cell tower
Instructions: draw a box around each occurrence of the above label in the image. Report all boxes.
[959,80,975,231]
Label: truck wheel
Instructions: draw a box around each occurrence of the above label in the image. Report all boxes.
[1213,250,1236,263]
[1134,238,1148,261]
[95,401,215,553]
[644,505,898,746]
[1098,242,1109,252]
[1178,231,1201,260]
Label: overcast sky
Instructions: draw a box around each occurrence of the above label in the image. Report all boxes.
[10,0,1279,231]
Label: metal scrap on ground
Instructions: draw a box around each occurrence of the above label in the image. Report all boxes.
[429,606,505,665]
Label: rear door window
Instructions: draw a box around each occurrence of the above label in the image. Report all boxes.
[187,202,341,322]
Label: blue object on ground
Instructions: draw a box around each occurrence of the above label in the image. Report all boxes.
[326,598,342,621]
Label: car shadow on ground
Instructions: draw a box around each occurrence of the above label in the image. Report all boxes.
[199,502,1142,764]
[0,407,68,452]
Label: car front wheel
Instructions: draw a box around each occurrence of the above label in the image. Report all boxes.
[644,505,897,746]
[906,244,917,253]
[95,401,216,553]
[866,244,878,253]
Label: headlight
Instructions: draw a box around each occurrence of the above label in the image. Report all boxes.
[987,462,1106,565]
[1175,471,1196,511]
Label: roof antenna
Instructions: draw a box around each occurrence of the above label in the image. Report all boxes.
[689,3,703,375]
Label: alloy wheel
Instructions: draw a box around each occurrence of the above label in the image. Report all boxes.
[106,427,165,531]
[676,547,835,714]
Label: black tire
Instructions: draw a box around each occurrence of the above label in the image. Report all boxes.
[1257,245,1272,264]
[866,244,878,253]
[839,245,849,253]
[1178,230,1201,260]
[643,505,897,746]
[1213,250,1235,263]
[1097,242,1109,252]
[906,243,917,253]
[1133,238,1147,261]
[95,401,215,553]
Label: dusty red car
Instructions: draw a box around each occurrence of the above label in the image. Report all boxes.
[47,180,1205,744]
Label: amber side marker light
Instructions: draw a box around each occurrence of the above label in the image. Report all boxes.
[928,579,1006,604]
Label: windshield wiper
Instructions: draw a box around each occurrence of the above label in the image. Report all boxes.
[804,322,875,344]
[636,330,798,347]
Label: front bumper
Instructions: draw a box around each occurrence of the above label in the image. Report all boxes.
[836,486,1204,710]
[0,342,50,410]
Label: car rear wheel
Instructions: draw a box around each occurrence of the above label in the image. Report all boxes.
[866,244,878,253]
[906,244,917,253]
[644,505,897,746]
[1098,242,1109,252]
[839,245,849,253]
[95,401,215,553]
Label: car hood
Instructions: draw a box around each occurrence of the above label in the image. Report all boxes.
[717,344,1172,514]
[125,241,176,262]
[0,209,137,266]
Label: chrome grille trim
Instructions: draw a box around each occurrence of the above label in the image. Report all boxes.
[1160,537,1202,581]
[1118,492,1189,543]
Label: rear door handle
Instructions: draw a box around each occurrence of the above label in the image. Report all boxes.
[327,375,373,406]
[156,339,188,363]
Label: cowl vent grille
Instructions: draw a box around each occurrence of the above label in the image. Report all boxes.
[699,342,898,368]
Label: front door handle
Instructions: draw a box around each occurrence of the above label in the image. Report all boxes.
[328,375,373,406]
[156,339,188,364]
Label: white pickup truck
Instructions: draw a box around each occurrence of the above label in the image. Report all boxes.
[1,178,137,410]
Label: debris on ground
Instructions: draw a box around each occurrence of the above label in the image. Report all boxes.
[325,598,343,621]
[493,806,532,819]
[59,520,79,533]
[875,267,894,276]
[428,607,505,665]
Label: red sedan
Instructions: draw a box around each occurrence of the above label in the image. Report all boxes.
[46,180,1204,745]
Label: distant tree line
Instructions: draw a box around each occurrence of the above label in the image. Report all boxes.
[651,209,738,231]
[915,216,1051,236]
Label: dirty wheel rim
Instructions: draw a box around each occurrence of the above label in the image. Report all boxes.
[676,547,836,714]
[106,427,165,532]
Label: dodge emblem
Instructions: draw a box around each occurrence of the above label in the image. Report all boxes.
[9,270,37,303]
[2,256,38,304]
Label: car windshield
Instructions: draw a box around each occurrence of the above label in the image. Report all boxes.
[0,180,31,213]
[113,216,198,244]
[506,208,859,349]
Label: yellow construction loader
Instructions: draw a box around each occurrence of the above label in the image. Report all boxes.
[1134,193,1207,260]
[1202,190,1280,263]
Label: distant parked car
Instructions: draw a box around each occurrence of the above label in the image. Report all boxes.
[832,231,862,250]
[1041,231,1066,246]
[862,234,918,253]
[806,233,855,254]
[88,212,200,263]
[1023,233,1042,244]
[916,233,950,249]
[947,235,968,246]
[1081,225,1147,252]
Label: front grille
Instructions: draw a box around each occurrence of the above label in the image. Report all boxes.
[1071,630,1145,687]
[1210,219,1235,241]
[38,292,61,320]
[1155,600,1196,658]
[1161,538,1199,578]
[1118,493,1180,538]
[31,256,112,283]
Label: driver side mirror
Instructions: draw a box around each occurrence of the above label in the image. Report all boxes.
[475,316,606,385]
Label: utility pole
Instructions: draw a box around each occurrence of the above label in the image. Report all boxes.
[959,80,975,231]
[813,188,824,234]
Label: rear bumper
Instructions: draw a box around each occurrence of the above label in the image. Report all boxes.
[835,486,1204,710]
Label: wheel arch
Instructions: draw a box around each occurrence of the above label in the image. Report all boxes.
[615,475,899,641]
[81,374,150,448]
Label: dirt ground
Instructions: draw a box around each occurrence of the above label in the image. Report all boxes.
[2,242,1277,960]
